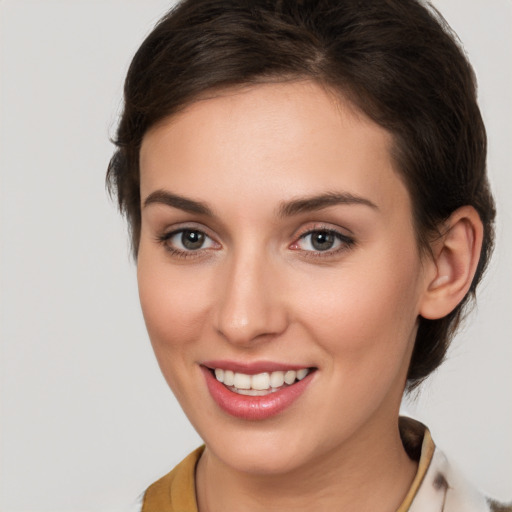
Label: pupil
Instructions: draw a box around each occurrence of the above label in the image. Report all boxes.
[181,230,204,250]
[312,231,334,251]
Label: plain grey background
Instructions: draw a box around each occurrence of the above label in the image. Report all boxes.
[0,1,511,510]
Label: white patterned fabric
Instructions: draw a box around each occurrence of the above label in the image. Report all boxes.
[402,418,510,512]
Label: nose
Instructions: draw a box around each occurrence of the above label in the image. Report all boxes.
[213,249,288,347]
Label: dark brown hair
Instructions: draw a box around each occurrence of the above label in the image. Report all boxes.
[107,0,495,389]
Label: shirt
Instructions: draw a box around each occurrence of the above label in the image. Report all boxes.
[141,417,511,511]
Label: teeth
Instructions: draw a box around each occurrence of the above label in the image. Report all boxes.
[251,372,270,390]
[235,388,277,396]
[233,372,251,389]
[213,368,310,391]
[284,370,296,385]
[224,370,235,386]
[297,368,308,380]
[269,371,285,388]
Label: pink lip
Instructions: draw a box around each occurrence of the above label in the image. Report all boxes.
[200,365,315,421]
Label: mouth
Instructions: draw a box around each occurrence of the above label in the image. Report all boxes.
[210,367,311,396]
[201,362,316,420]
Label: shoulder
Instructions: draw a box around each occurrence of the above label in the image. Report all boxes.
[417,446,511,512]
[400,417,511,512]
[141,446,204,512]
[488,501,512,512]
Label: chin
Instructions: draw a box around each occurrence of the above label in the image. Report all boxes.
[215,440,313,476]
[196,416,329,477]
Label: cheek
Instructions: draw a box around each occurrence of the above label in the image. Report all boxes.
[137,258,217,406]
[296,245,423,364]
[137,254,212,356]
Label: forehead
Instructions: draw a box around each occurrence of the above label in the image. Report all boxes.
[139,81,410,217]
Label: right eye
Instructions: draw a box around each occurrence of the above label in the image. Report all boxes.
[159,228,219,255]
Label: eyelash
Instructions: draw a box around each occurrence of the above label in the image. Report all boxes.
[291,227,355,258]
[156,228,219,260]
[156,226,355,260]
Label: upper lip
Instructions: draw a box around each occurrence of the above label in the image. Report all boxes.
[201,360,314,375]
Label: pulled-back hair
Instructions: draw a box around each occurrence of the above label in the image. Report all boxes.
[107,0,495,389]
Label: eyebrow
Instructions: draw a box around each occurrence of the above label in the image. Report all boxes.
[277,192,378,217]
[143,189,377,217]
[143,190,214,216]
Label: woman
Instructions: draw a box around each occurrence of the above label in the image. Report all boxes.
[107,0,509,510]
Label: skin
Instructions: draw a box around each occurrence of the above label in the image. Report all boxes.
[137,81,454,511]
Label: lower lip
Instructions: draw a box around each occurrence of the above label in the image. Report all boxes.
[201,366,314,421]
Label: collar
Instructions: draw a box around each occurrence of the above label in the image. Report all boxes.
[142,417,498,511]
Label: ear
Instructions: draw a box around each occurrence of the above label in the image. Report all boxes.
[419,206,484,320]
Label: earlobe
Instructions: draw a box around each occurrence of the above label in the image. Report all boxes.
[419,206,483,320]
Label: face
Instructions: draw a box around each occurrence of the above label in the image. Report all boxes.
[138,81,431,475]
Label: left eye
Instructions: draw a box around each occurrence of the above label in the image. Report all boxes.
[165,229,217,251]
[295,230,349,252]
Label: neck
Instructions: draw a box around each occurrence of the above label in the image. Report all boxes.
[195,416,418,512]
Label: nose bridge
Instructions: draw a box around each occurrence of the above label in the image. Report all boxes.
[214,242,286,345]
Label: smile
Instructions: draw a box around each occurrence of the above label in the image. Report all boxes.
[213,368,310,395]
[201,363,316,420]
